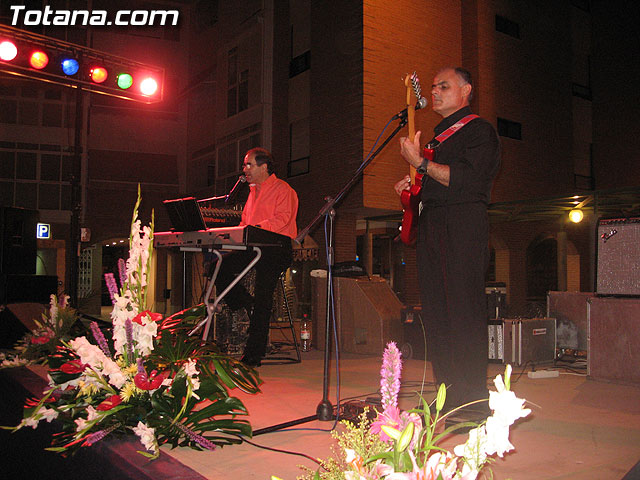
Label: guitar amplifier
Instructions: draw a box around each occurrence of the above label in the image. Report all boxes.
[502,318,556,366]
[597,217,640,295]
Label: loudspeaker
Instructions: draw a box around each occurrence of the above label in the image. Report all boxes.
[588,296,640,385]
[597,217,640,295]
[313,276,404,355]
[0,207,38,275]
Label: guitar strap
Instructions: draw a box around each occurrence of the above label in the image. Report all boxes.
[432,114,479,144]
[418,114,479,216]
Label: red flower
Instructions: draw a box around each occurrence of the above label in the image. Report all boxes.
[134,370,164,390]
[31,335,51,344]
[96,394,122,411]
[60,359,88,374]
[132,310,163,325]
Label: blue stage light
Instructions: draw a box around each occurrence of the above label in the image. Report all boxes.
[61,58,79,75]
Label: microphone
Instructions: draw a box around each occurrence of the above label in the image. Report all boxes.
[225,175,247,203]
[392,96,428,120]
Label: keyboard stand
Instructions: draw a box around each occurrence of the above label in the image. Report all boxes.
[187,244,262,342]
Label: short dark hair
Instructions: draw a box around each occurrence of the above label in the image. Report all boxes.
[246,147,275,175]
[454,67,473,102]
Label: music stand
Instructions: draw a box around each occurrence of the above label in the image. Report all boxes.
[163,197,207,232]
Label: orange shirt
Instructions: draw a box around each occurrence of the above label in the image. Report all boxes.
[240,174,298,239]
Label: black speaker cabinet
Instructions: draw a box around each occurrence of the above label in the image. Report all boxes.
[597,217,640,296]
[0,207,38,275]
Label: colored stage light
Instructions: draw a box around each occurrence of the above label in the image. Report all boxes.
[569,209,583,223]
[139,77,158,96]
[61,58,79,75]
[90,66,108,83]
[29,50,49,69]
[0,40,18,61]
[116,73,133,89]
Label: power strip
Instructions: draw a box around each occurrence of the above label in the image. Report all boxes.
[527,370,559,379]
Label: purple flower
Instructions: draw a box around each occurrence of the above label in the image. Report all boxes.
[380,342,402,410]
[104,273,119,305]
[136,357,145,375]
[117,258,127,289]
[125,319,134,361]
[90,322,111,358]
[82,423,121,447]
[175,423,216,450]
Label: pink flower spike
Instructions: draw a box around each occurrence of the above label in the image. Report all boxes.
[380,342,402,410]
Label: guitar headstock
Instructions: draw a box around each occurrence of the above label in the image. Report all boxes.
[410,72,422,105]
[405,71,422,107]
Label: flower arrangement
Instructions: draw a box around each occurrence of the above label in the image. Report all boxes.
[300,342,530,480]
[4,187,262,458]
[1,293,79,368]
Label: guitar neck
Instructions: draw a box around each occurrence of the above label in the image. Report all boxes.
[408,106,417,184]
[406,83,417,183]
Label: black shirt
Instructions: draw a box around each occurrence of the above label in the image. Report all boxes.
[422,106,500,207]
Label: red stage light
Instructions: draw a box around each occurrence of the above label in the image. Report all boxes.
[90,66,108,83]
[0,40,18,61]
[29,50,49,69]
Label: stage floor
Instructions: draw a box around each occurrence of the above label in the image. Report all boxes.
[4,348,640,479]
[159,349,640,480]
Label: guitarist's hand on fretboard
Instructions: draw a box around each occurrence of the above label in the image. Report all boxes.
[399,130,424,170]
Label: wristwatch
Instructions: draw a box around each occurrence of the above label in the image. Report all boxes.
[416,158,429,175]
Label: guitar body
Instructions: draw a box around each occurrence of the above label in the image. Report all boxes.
[400,174,423,246]
[400,146,434,246]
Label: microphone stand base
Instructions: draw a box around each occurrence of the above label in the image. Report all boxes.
[316,399,334,421]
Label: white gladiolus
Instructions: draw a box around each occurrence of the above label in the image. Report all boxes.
[133,421,158,454]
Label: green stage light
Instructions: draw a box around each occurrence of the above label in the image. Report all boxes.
[117,73,133,89]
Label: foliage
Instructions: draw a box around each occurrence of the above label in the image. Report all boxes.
[297,343,530,480]
[1,294,80,368]
[4,186,262,458]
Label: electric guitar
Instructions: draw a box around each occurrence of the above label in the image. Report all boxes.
[399,72,431,246]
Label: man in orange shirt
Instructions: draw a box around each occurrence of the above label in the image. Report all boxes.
[215,147,298,367]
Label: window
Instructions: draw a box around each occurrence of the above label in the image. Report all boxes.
[495,15,520,39]
[16,152,37,179]
[214,131,260,195]
[227,48,248,117]
[289,118,310,177]
[290,51,310,78]
[195,0,218,32]
[0,80,69,127]
[497,118,522,140]
[0,145,72,210]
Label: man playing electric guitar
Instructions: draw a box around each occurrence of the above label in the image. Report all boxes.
[394,67,501,422]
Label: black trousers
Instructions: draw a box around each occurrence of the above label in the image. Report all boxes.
[213,245,292,359]
[417,202,489,410]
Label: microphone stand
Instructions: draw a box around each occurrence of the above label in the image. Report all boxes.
[252,109,410,435]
